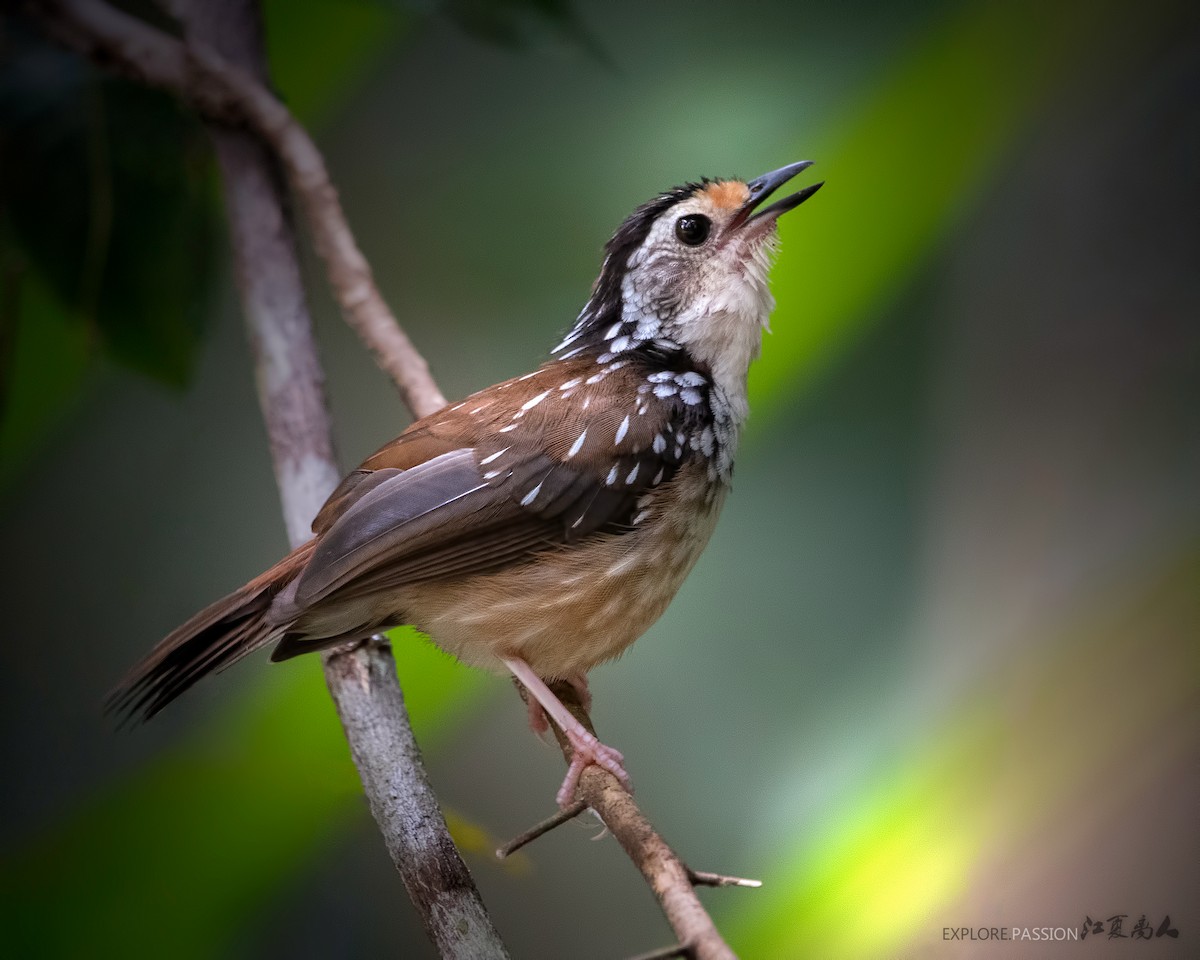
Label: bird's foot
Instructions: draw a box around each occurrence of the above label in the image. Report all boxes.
[502,656,633,809]
[556,726,630,809]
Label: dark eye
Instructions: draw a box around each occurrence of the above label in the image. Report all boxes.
[674,214,711,246]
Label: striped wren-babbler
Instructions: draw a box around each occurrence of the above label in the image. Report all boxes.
[113,161,823,807]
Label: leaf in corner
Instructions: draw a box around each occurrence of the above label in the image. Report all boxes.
[431,0,607,61]
[0,26,218,388]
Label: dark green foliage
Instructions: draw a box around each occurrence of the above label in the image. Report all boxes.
[0,21,217,388]
[429,0,604,59]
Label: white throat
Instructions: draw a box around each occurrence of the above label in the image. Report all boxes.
[666,241,776,425]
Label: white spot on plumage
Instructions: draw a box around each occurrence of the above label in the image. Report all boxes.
[611,336,631,353]
[483,469,503,480]
[625,463,639,484]
[604,322,623,340]
[567,429,587,458]
[677,371,706,387]
[606,465,619,486]
[479,447,509,465]
[632,509,650,525]
[680,387,702,405]
[554,326,582,351]
[652,434,666,454]
[586,371,608,385]
[648,371,674,383]
[520,482,542,506]
[653,467,665,485]
[559,378,582,391]
[522,389,550,411]
[615,415,630,446]
[653,383,676,399]
[499,423,518,433]
[606,551,644,578]
[518,371,539,381]
[633,318,660,340]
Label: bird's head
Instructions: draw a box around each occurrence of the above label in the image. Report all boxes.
[554,161,822,402]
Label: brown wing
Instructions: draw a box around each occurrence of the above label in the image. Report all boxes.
[291,358,689,610]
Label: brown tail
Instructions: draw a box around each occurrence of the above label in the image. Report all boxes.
[108,540,315,723]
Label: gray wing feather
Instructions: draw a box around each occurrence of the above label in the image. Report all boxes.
[294,449,493,606]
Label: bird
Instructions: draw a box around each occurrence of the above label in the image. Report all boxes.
[111,161,823,808]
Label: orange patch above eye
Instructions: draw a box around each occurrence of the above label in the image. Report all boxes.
[698,180,749,210]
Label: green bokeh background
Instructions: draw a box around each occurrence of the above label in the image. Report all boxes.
[1,1,1196,957]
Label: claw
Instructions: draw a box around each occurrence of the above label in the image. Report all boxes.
[556,726,631,809]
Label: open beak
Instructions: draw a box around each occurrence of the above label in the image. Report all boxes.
[728,160,823,232]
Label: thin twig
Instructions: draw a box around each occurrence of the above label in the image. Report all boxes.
[625,945,694,960]
[496,799,587,859]
[512,681,747,960]
[687,869,763,889]
[30,0,447,418]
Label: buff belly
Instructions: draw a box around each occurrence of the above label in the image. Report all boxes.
[398,469,727,677]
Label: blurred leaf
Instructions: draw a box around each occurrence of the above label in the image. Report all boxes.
[440,0,571,44]
[444,808,531,875]
[0,25,216,387]
[0,1,408,484]
[0,267,91,484]
[398,0,605,59]
[0,630,488,958]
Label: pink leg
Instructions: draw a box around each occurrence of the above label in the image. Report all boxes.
[524,673,589,741]
[502,657,632,808]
